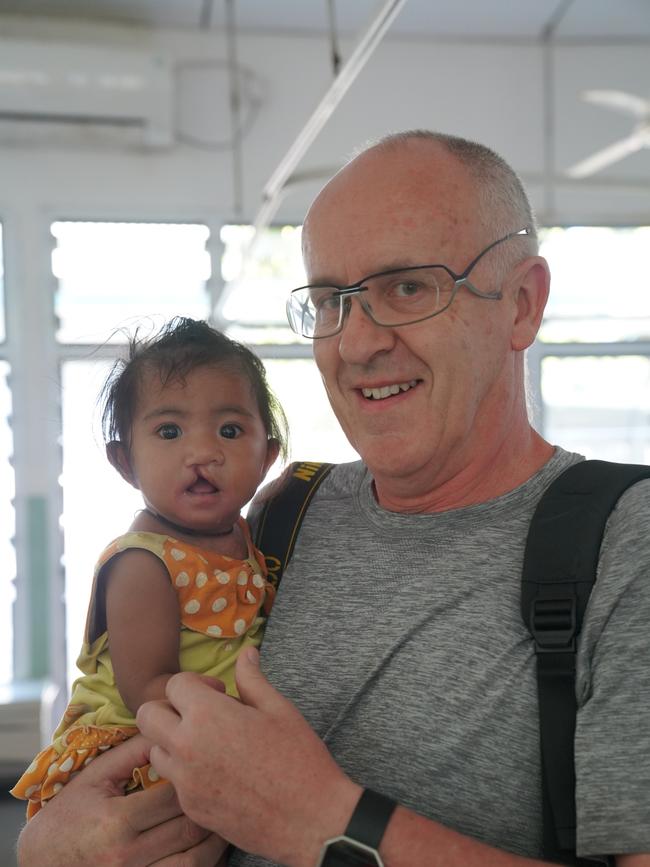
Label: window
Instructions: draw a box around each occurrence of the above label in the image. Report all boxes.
[0,223,5,343]
[52,221,212,343]
[0,361,15,685]
[541,355,650,462]
[263,358,358,465]
[61,360,143,688]
[536,226,650,461]
[0,225,13,684]
[21,218,650,694]
[218,223,308,344]
[539,226,650,344]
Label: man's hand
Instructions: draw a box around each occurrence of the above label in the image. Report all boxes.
[16,733,227,867]
[137,647,362,867]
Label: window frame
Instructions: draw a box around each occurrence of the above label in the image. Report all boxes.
[4,214,650,713]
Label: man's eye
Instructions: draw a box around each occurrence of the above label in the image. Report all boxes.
[311,290,339,312]
[394,280,423,298]
[220,423,242,439]
[157,424,180,440]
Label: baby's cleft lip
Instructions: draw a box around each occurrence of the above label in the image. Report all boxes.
[187,474,218,494]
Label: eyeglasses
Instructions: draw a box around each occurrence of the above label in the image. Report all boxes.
[286,227,532,339]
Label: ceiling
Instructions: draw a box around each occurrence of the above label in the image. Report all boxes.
[0,0,649,41]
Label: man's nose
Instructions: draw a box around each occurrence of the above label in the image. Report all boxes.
[337,295,396,363]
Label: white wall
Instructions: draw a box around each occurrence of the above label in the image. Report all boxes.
[0,14,648,228]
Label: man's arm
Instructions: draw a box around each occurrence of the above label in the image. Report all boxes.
[379,811,650,867]
[138,649,648,867]
[16,734,227,867]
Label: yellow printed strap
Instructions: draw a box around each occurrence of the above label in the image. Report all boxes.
[255,462,335,589]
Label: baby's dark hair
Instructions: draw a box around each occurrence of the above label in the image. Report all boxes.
[100,317,288,459]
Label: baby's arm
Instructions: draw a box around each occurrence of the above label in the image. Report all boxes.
[103,549,180,714]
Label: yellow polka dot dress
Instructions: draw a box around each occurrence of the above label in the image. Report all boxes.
[11,519,273,818]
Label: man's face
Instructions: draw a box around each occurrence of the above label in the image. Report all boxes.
[303,141,523,502]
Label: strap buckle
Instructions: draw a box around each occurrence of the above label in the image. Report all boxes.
[530,596,577,653]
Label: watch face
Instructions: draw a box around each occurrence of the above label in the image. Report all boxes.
[320,839,381,867]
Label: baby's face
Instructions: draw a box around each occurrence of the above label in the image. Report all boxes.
[124,364,277,535]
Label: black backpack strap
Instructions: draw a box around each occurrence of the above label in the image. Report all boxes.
[254,461,335,591]
[522,459,650,865]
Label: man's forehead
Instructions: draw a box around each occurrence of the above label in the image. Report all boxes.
[302,149,476,279]
[306,143,472,228]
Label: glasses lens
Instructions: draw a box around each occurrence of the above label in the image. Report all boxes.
[367,267,449,325]
[288,287,341,338]
[288,267,455,338]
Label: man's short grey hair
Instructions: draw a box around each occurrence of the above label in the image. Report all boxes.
[360,129,539,268]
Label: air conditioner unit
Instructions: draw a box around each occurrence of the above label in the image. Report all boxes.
[0,39,174,147]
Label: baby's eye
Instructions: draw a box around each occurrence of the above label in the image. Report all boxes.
[157,423,181,440]
[220,423,242,440]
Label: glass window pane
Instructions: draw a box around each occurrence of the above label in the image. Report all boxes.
[263,358,358,467]
[53,221,211,344]
[0,361,16,684]
[61,360,143,688]
[539,227,650,343]
[0,223,5,343]
[542,355,650,462]
[220,224,307,345]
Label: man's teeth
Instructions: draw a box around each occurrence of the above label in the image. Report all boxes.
[361,380,418,400]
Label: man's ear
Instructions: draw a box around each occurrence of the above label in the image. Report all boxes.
[508,257,550,352]
[105,441,139,489]
[261,438,281,479]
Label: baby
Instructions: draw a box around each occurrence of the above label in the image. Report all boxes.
[12,317,287,817]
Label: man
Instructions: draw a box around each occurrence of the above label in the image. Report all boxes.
[18,132,650,867]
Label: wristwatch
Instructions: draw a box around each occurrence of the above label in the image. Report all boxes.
[315,788,397,867]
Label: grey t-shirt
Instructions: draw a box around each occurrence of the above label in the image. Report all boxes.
[231,448,650,865]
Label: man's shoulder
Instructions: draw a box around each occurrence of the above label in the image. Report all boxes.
[248,459,365,527]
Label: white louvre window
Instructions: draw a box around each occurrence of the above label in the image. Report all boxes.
[534,226,650,461]
[0,360,15,686]
[52,221,212,343]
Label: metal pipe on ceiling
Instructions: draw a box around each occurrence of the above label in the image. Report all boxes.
[540,0,575,223]
[254,0,408,236]
[213,0,408,323]
[225,0,244,218]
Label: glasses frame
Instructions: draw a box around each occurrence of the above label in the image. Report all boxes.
[287,226,532,339]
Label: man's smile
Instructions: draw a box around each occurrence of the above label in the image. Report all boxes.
[359,379,421,401]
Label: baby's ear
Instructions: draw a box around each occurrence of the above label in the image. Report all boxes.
[262,438,281,478]
[106,441,138,488]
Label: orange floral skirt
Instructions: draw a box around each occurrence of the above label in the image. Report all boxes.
[10,724,164,818]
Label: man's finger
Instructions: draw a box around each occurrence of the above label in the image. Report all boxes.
[152,832,228,867]
[162,671,231,720]
[234,646,285,713]
[68,733,151,791]
[136,697,182,748]
[148,744,173,784]
[121,780,183,832]
[195,673,227,692]
[132,813,218,864]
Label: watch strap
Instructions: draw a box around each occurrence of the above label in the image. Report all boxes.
[345,788,397,850]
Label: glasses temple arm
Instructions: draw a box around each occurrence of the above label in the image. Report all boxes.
[458,227,531,279]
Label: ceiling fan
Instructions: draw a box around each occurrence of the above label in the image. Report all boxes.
[565,89,650,178]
